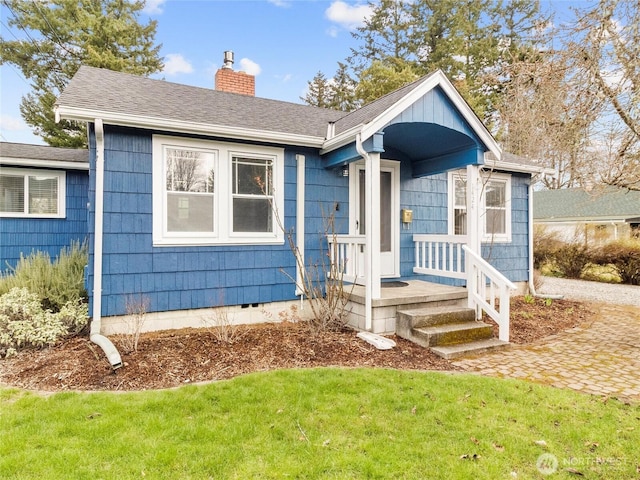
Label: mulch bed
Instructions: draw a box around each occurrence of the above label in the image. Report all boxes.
[0,297,593,392]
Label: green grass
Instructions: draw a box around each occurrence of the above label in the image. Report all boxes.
[1,369,638,479]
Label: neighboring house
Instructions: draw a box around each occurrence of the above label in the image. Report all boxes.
[53,54,550,343]
[533,187,640,245]
[0,142,89,270]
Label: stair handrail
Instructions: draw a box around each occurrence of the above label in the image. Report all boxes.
[462,245,516,342]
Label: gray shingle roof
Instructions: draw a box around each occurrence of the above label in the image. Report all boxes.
[333,73,437,134]
[57,66,344,139]
[0,141,88,164]
[533,187,640,221]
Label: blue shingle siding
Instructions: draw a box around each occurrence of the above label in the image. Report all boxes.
[87,126,311,317]
[84,123,530,318]
[481,173,530,282]
[303,148,350,275]
[0,168,88,270]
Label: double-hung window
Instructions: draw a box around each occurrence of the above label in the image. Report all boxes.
[153,136,284,245]
[448,170,511,242]
[0,168,65,218]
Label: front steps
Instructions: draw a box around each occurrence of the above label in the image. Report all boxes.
[396,305,509,359]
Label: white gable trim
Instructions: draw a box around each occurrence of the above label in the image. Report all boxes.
[322,70,502,161]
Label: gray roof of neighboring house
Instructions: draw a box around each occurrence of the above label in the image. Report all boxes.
[57,66,344,139]
[0,141,88,165]
[533,187,640,221]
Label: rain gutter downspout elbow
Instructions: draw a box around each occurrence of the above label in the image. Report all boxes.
[91,119,123,369]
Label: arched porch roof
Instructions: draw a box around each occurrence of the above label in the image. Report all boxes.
[321,70,499,176]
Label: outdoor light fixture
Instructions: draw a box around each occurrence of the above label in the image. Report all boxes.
[340,165,349,177]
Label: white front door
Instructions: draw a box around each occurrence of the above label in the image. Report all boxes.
[352,160,400,278]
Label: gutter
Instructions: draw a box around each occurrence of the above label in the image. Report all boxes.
[295,154,305,299]
[91,119,123,369]
[55,106,325,149]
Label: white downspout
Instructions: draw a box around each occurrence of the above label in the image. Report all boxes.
[528,180,563,300]
[355,133,381,331]
[295,154,305,303]
[91,119,123,369]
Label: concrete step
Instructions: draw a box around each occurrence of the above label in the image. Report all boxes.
[397,306,476,329]
[410,321,494,348]
[430,338,510,360]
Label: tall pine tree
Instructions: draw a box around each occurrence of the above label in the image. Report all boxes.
[1,0,163,147]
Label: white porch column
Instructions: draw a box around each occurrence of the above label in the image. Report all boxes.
[365,151,382,330]
[466,164,481,318]
[466,164,481,254]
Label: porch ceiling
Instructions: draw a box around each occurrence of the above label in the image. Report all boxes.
[383,122,481,177]
[382,122,474,160]
[320,122,484,175]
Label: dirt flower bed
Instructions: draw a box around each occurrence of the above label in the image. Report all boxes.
[0,297,593,392]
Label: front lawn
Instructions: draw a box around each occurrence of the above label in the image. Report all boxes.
[1,368,638,479]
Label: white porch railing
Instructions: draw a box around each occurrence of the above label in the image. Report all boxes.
[328,235,366,284]
[412,234,515,342]
[413,234,467,279]
[462,245,516,342]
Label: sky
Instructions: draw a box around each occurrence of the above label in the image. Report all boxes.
[0,0,589,146]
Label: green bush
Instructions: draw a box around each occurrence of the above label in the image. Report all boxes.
[592,239,640,285]
[0,240,88,312]
[556,243,591,278]
[0,287,88,358]
[532,226,564,270]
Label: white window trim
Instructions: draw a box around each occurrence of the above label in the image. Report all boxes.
[152,135,284,246]
[448,170,512,243]
[0,167,66,219]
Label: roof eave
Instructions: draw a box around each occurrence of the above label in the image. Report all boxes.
[320,124,364,155]
[56,106,327,148]
[0,156,89,170]
[486,160,556,176]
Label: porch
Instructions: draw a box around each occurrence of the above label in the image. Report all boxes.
[345,279,468,334]
[331,233,515,357]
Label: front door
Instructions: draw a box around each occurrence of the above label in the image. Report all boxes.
[352,160,400,277]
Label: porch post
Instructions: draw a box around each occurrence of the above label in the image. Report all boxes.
[365,151,382,330]
[466,164,481,318]
[466,164,481,254]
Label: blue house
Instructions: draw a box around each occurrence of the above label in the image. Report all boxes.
[52,55,551,362]
[0,142,88,269]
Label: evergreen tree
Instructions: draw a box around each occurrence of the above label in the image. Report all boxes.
[327,62,358,111]
[0,0,163,147]
[341,0,546,121]
[301,71,334,108]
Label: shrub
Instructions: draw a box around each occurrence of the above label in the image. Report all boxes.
[0,240,88,311]
[592,239,640,285]
[553,242,592,279]
[0,287,88,358]
[533,225,564,270]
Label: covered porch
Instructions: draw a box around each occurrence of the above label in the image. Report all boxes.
[319,72,515,341]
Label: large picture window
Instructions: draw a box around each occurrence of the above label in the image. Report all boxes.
[448,170,511,242]
[153,136,284,246]
[0,168,65,218]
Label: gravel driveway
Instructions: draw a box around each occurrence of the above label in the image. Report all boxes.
[537,276,640,307]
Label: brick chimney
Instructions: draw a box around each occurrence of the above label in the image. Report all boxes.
[215,51,255,96]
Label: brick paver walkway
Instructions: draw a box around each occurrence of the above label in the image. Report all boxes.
[453,303,640,402]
